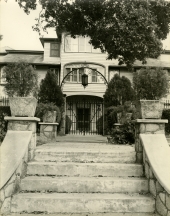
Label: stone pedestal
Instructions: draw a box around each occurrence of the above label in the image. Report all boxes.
[134,119,168,163]
[39,122,59,143]
[4,116,40,160]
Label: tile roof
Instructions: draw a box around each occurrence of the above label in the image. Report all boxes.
[133,58,170,68]
[0,53,60,65]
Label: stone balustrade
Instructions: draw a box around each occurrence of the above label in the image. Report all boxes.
[134,119,170,216]
[0,117,39,214]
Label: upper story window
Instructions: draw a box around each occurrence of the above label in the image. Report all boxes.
[65,35,101,53]
[64,67,101,83]
[50,43,60,57]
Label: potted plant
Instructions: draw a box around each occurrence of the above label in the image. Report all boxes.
[3,61,39,117]
[133,67,169,119]
[35,103,61,123]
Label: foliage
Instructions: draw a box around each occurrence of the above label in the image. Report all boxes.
[35,102,61,123]
[162,109,170,135]
[133,67,169,100]
[38,70,64,107]
[108,121,135,144]
[65,115,72,134]
[15,0,170,67]
[0,106,11,143]
[3,61,39,97]
[105,101,136,133]
[104,74,135,107]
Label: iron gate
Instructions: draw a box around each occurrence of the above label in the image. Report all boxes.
[66,97,104,135]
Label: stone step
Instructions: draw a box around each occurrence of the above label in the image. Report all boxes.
[11,193,155,214]
[34,144,136,163]
[27,162,143,177]
[21,176,148,193]
[7,213,160,216]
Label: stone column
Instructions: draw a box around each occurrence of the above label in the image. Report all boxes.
[4,116,40,160]
[134,119,168,163]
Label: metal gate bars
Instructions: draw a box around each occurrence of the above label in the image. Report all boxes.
[66,97,104,135]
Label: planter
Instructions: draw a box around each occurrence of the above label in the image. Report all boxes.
[43,111,57,123]
[9,97,37,117]
[126,113,133,121]
[140,100,164,119]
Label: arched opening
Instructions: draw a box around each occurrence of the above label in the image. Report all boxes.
[66,95,104,135]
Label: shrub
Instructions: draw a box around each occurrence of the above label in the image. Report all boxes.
[38,70,64,107]
[133,67,169,100]
[35,103,61,123]
[104,74,135,107]
[162,109,170,135]
[108,121,135,144]
[3,61,38,97]
[105,102,136,133]
[0,106,11,143]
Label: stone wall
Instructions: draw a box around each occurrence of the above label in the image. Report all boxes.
[135,119,166,163]
[0,147,29,214]
[134,119,170,216]
[0,117,39,214]
[143,149,170,216]
[7,119,37,160]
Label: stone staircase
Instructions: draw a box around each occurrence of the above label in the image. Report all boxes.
[11,142,156,215]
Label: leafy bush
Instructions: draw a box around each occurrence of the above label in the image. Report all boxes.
[133,67,169,100]
[3,61,39,97]
[162,109,170,135]
[108,121,135,144]
[105,101,136,133]
[35,103,61,123]
[0,106,11,143]
[38,70,64,107]
[104,74,135,107]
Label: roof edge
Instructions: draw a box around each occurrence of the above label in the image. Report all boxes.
[39,38,60,47]
[5,50,44,54]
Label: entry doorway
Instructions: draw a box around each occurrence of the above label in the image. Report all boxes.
[77,108,90,132]
[66,95,104,135]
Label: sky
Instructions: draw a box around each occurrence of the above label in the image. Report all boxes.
[0,0,170,51]
[0,0,56,51]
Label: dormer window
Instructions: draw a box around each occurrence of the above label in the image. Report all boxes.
[50,43,60,57]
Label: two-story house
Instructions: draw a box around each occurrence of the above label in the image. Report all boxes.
[0,33,170,135]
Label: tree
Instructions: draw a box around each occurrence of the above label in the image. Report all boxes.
[3,61,38,97]
[104,74,135,107]
[15,0,170,67]
[133,67,169,100]
[38,70,64,107]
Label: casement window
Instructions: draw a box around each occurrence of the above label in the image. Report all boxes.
[65,35,101,53]
[92,70,98,83]
[50,43,60,57]
[65,67,100,83]
[65,68,83,82]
